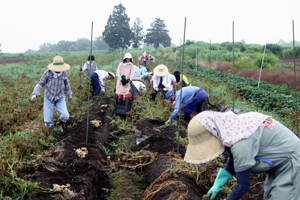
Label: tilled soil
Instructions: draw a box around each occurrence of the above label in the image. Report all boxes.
[29,98,113,200]
[27,96,265,200]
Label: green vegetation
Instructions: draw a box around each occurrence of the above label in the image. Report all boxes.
[0,40,300,198]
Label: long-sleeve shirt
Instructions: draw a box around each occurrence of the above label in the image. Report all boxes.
[32,70,72,101]
[170,86,200,120]
[132,81,146,92]
[81,61,98,77]
[93,70,109,92]
[141,54,148,62]
[116,62,135,95]
[152,73,172,91]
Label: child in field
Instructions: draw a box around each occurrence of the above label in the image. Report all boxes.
[31,56,72,137]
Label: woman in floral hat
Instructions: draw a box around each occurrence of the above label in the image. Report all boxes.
[184,111,300,200]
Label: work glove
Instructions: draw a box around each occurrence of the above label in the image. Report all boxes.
[169,120,177,127]
[165,119,172,126]
[207,168,233,200]
[117,75,122,80]
[121,79,129,86]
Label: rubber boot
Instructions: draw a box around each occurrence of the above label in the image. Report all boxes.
[125,97,130,106]
[118,98,124,105]
[184,113,191,124]
[48,126,53,137]
[56,119,64,133]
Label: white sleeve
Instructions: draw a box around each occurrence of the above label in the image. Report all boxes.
[153,75,159,88]
[82,63,88,72]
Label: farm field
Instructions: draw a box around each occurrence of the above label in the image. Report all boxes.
[0,52,299,199]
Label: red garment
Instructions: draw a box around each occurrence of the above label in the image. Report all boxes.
[141,54,148,62]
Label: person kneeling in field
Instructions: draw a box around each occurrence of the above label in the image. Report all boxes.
[91,70,115,97]
[165,86,208,126]
[31,56,72,137]
[184,111,300,200]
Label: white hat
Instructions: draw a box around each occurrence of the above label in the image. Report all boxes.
[123,53,133,61]
[154,64,168,76]
[47,56,70,72]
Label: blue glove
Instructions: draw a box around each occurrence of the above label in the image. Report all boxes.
[117,75,122,80]
[130,77,133,82]
[207,168,233,200]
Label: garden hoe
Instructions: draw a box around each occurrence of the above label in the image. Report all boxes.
[78,69,83,90]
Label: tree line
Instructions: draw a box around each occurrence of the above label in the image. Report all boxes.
[33,3,171,53]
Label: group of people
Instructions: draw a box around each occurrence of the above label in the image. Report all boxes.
[30,54,300,200]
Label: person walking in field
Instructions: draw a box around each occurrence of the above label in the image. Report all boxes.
[141,51,148,66]
[31,56,72,137]
[80,55,98,78]
[165,86,208,125]
[116,53,135,106]
[90,70,115,97]
[184,111,300,200]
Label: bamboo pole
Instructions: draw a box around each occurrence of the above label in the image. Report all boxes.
[292,20,298,133]
[177,17,186,154]
[195,47,197,71]
[86,22,93,144]
[258,42,267,88]
[232,21,235,112]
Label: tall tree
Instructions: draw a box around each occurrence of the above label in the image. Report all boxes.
[39,42,53,52]
[131,17,144,48]
[0,42,2,52]
[102,3,132,49]
[94,36,109,50]
[76,38,90,51]
[144,18,171,49]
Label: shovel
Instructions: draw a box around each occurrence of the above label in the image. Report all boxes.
[78,70,83,90]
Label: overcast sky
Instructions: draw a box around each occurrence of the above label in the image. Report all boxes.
[0,0,299,53]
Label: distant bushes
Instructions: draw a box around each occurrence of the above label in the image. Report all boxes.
[237,69,300,90]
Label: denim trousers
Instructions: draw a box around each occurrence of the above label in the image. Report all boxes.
[44,95,69,127]
[91,72,101,95]
[183,89,208,114]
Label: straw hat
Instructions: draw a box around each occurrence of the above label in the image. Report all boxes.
[184,118,225,164]
[133,77,144,84]
[108,72,115,79]
[47,56,70,72]
[154,64,168,76]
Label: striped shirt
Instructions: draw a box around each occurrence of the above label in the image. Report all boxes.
[32,70,72,101]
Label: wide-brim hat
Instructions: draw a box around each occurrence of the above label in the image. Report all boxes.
[184,118,225,165]
[108,72,115,79]
[47,56,70,72]
[123,53,133,61]
[133,77,144,84]
[154,64,168,76]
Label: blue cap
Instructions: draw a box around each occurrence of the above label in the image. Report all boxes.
[166,90,175,101]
